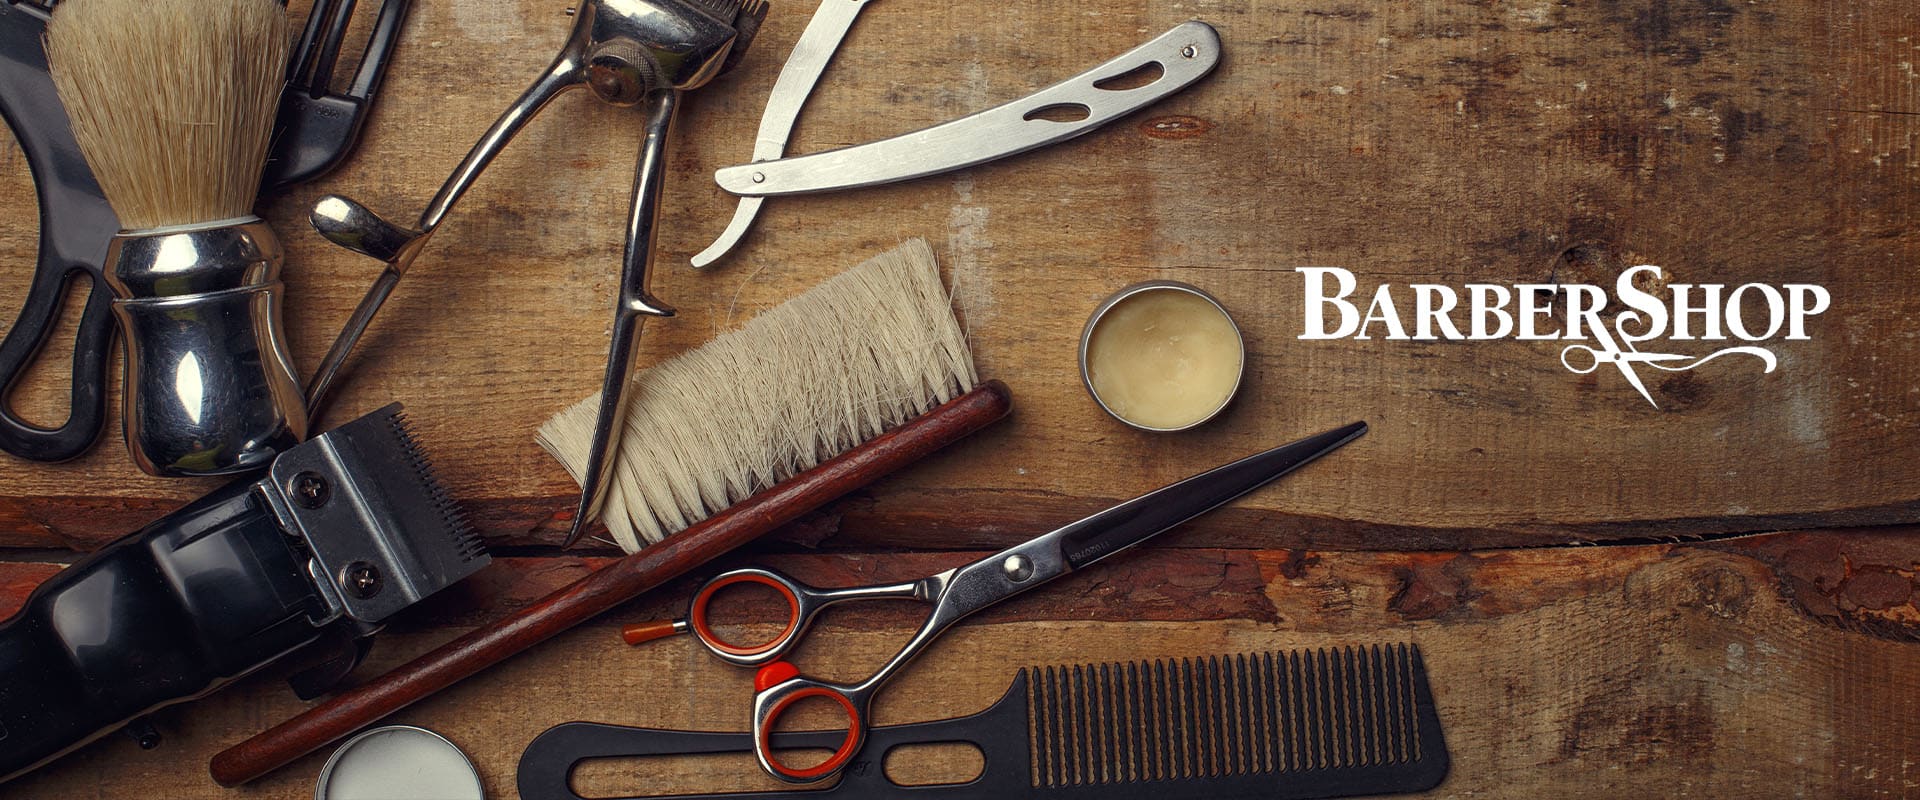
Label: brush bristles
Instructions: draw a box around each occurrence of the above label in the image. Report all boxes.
[46,0,289,229]
[537,239,979,552]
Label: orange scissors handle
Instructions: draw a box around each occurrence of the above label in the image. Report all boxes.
[749,662,871,782]
[686,567,930,667]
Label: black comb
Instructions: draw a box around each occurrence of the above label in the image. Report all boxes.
[518,644,1448,800]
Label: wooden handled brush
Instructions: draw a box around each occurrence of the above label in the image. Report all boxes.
[211,241,1013,784]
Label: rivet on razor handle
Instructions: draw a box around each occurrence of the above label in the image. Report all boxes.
[305,0,768,548]
[694,20,1222,269]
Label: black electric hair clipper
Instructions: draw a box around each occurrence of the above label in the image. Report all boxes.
[0,403,491,784]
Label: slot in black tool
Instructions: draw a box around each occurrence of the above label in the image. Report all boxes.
[519,644,1449,800]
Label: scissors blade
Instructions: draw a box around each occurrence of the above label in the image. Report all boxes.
[1056,421,1368,570]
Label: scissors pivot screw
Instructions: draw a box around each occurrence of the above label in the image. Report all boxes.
[1002,555,1035,582]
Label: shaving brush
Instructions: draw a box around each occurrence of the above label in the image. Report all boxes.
[47,0,306,475]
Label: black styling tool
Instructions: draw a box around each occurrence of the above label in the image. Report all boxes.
[268,0,414,190]
[0,0,413,463]
[519,644,1450,800]
[0,0,118,462]
[0,402,490,784]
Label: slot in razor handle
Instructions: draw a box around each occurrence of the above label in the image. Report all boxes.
[516,672,1033,800]
[210,381,1015,786]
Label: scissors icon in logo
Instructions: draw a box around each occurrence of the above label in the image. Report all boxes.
[1561,323,1776,407]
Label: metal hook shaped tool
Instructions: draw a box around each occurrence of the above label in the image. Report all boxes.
[305,0,765,546]
[692,20,1222,269]
[690,0,871,268]
[303,0,765,412]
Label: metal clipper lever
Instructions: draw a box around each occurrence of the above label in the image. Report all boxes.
[305,0,767,545]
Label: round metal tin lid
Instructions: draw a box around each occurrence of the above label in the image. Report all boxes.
[315,725,484,800]
[1078,280,1246,432]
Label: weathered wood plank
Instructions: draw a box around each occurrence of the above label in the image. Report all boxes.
[0,0,1915,551]
[7,528,1916,639]
[3,530,1918,797]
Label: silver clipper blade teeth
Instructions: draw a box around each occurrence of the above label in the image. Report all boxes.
[386,409,486,563]
[266,403,493,624]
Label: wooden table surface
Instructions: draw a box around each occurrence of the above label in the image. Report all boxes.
[2,0,1917,796]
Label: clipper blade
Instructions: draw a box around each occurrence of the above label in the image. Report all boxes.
[268,403,491,623]
[384,407,488,564]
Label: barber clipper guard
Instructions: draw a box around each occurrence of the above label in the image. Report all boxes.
[0,404,490,784]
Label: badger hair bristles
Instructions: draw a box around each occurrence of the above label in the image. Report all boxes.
[45,0,289,229]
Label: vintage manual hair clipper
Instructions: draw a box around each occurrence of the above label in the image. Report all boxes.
[0,403,490,784]
[304,0,767,546]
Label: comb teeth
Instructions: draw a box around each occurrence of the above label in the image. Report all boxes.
[1028,645,1433,788]
[385,410,486,563]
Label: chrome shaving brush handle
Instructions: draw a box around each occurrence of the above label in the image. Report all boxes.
[105,219,307,476]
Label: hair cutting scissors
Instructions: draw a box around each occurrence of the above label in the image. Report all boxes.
[622,421,1368,783]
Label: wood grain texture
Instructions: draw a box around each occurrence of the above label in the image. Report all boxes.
[0,531,1915,797]
[205,381,1011,785]
[0,0,1915,550]
[1,0,1917,795]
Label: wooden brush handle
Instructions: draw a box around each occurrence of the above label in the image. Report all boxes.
[209,380,1012,786]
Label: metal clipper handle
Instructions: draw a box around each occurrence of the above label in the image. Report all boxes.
[300,15,595,415]
[105,220,307,476]
[299,0,757,417]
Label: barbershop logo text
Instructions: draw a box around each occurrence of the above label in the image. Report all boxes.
[1297,266,1830,407]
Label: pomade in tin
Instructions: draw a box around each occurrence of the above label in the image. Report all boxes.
[1080,282,1244,431]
